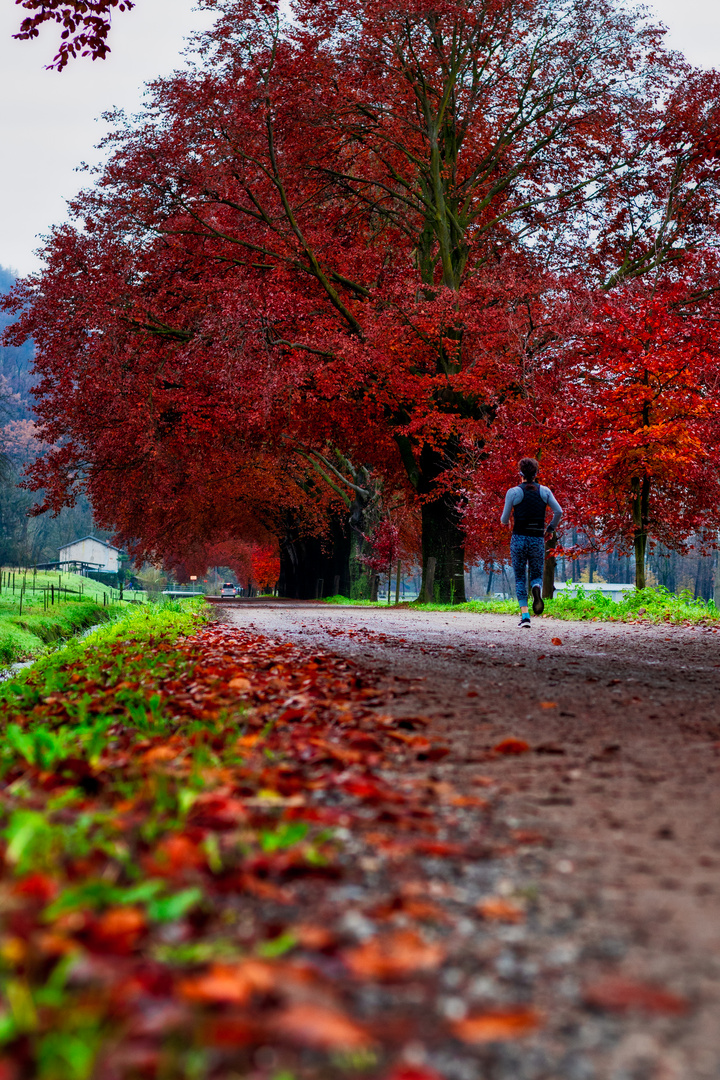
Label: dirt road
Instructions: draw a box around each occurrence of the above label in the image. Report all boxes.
[221,601,720,1079]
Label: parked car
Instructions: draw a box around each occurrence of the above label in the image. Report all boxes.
[220,582,236,598]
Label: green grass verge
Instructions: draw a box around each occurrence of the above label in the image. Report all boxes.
[0,575,196,669]
[0,601,116,667]
[322,586,720,624]
[322,595,384,606]
[0,596,208,696]
[0,568,149,667]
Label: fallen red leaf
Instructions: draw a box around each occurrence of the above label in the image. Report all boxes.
[228,676,252,692]
[91,907,146,953]
[343,929,444,980]
[179,959,278,1005]
[340,777,388,800]
[202,1016,261,1047]
[511,829,547,845]
[35,932,77,957]
[583,976,689,1014]
[419,744,451,761]
[293,923,337,950]
[477,897,525,923]
[452,1007,541,1043]
[189,794,248,829]
[551,637,563,646]
[12,873,58,903]
[493,737,531,755]
[145,833,205,875]
[265,1002,372,1050]
[141,745,178,765]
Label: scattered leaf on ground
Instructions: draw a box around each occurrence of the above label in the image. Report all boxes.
[452,1008,542,1043]
[343,929,444,980]
[493,737,531,755]
[583,976,689,1015]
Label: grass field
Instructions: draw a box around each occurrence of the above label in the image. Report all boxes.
[0,569,146,667]
[323,585,720,625]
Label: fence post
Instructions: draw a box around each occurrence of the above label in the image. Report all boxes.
[51,584,54,606]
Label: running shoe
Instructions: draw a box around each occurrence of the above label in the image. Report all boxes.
[531,585,544,616]
[519,615,531,628]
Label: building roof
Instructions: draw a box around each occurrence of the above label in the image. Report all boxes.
[58,535,120,553]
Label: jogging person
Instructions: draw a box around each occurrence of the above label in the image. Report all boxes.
[501,458,562,628]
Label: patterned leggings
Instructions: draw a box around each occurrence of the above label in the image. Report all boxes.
[510,534,545,606]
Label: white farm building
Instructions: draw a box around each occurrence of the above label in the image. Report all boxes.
[58,536,120,574]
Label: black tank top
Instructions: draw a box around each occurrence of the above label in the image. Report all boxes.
[513,483,547,537]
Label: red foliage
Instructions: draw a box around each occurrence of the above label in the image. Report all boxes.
[13,0,135,70]
[6,2,720,592]
[557,270,720,580]
[361,513,420,578]
[171,537,280,591]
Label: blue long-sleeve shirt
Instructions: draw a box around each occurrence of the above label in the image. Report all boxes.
[500,485,562,531]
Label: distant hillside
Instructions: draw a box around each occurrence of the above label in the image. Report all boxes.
[0,266,34,419]
[0,265,105,564]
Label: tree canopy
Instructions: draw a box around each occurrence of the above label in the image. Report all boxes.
[6,0,720,593]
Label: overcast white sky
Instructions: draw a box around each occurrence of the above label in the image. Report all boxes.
[1,0,719,276]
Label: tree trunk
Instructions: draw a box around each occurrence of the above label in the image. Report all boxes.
[420,497,466,603]
[542,531,557,599]
[634,530,647,590]
[631,473,651,590]
[400,440,466,604]
[417,440,466,603]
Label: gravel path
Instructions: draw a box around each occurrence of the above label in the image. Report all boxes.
[220,600,720,1079]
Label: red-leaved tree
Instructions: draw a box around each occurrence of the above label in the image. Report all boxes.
[8,1,720,598]
[558,271,720,588]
